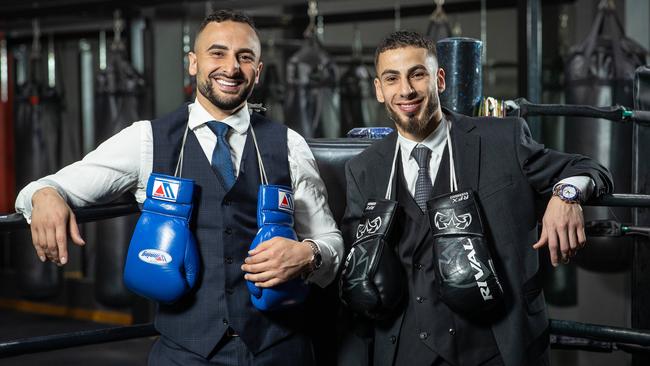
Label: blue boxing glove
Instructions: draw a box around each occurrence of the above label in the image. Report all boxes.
[123,173,200,303]
[246,185,310,311]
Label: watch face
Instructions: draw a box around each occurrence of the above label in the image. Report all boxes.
[314,253,323,269]
[561,185,578,200]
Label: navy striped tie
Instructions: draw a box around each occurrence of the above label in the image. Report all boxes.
[412,145,433,212]
[206,121,236,191]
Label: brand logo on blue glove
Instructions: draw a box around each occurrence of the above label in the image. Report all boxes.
[138,249,173,265]
[152,178,180,202]
[277,189,294,213]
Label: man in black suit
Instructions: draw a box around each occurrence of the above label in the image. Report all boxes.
[339,31,613,366]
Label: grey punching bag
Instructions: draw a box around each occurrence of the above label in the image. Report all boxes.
[284,37,340,138]
[14,56,63,299]
[340,61,376,133]
[436,37,483,116]
[93,45,145,307]
[564,6,647,272]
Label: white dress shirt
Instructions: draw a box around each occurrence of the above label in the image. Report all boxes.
[15,100,343,288]
[397,117,595,199]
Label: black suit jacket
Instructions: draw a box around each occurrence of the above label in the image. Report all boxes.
[338,110,613,366]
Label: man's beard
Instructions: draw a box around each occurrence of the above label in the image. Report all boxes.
[198,72,255,111]
[386,94,439,136]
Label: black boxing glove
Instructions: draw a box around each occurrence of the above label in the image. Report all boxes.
[340,199,406,319]
[427,190,504,316]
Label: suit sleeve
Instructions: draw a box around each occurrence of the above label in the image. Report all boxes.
[514,117,614,197]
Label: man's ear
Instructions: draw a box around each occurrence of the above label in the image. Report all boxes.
[188,52,197,76]
[437,68,446,93]
[255,61,264,84]
[374,78,385,103]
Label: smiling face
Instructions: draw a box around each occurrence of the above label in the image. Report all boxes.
[374,46,446,141]
[188,20,263,120]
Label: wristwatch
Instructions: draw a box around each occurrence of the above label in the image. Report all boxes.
[304,240,322,272]
[553,183,581,204]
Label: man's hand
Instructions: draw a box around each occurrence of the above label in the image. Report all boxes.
[241,238,313,288]
[533,196,586,267]
[30,187,85,265]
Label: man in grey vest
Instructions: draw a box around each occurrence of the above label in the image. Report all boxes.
[15,10,343,365]
[338,31,613,366]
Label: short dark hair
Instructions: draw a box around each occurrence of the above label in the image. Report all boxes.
[374,30,437,68]
[197,9,259,38]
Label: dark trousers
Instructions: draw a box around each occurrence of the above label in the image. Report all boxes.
[148,332,315,366]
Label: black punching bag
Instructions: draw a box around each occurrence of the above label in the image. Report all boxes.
[564,6,647,272]
[13,57,63,299]
[93,45,145,307]
[436,37,483,116]
[340,60,376,133]
[284,37,340,138]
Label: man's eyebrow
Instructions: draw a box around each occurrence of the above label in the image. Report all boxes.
[380,64,427,77]
[407,65,427,74]
[380,69,399,77]
[237,48,257,57]
[206,44,257,57]
[206,44,228,52]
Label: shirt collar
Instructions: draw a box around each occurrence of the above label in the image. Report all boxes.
[188,98,250,134]
[397,116,448,158]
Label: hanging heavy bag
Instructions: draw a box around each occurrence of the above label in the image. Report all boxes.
[564,4,647,272]
[426,1,453,43]
[427,190,503,315]
[340,143,406,320]
[14,76,62,299]
[94,46,146,307]
[340,61,377,133]
[284,37,340,138]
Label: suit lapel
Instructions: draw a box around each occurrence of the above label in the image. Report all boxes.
[396,164,431,250]
[366,132,399,200]
[447,110,480,192]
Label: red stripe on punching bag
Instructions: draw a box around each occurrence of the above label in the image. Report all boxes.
[0,32,15,214]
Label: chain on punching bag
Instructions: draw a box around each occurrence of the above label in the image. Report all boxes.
[93,40,145,307]
[564,4,647,272]
[426,0,453,43]
[13,36,63,299]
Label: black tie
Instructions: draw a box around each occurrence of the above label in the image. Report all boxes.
[412,145,433,212]
[206,121,236,191]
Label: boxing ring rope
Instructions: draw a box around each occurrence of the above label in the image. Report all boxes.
[1,319,650,358]
[0,323,157,358]
[1,193,647,230]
